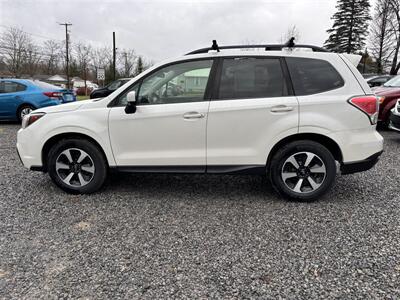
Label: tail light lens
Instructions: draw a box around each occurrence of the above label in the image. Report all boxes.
[43,92,63,99]
[22,112,46,129]
[348,96,379,125]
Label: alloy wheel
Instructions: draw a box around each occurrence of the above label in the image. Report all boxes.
[281,151,326,194]
[55,148,95,187]
[20,107,32,119]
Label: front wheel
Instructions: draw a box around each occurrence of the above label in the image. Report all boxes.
[47,139,107,194]
[269,140,336,201]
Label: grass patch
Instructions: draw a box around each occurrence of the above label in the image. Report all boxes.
[77,95,90,101]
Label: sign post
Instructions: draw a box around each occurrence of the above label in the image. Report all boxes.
[97,68,105,87]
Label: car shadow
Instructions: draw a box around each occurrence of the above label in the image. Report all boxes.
[103,172,279,203]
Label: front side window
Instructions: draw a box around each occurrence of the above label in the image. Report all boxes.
[137,60,213,105]
[286,57,344,96]
[217,57,288,100]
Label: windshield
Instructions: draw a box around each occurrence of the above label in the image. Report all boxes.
[383,75,400,87]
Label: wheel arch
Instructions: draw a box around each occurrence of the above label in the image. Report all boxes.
[266,133,343,169]
[41,132,109,172]
[16,102,36,117]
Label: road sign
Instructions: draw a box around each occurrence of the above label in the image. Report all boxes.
[97,68,105,80]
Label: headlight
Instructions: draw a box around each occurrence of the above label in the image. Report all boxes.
[22,112,46,129]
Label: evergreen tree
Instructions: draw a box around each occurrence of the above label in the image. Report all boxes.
[324,0,371,53]
[135,56,144,76]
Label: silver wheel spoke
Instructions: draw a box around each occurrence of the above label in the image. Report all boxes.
[62,149,73,163]
[293,178,304,193]
[304,153,315,167]
[77,173,88,186]
[56,162,69,170]
[286,156,300,169]
[81,165,95,174]
[62,172,74,185]
[282,172,297,181]
[310,165,326,173]
[308,177,321,190]
[77,150,88,163]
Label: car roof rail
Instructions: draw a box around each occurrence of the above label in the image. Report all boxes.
[186,38,330,55]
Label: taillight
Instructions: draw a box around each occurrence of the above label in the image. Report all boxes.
[43,92,63,99]
[22,112,46,128]
[348,95,379,125]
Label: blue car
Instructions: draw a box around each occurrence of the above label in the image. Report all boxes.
[0,79,76,121]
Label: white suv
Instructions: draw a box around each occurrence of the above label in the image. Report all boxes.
[17,41,384,201]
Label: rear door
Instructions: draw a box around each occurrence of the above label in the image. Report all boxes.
[206,56,299,170]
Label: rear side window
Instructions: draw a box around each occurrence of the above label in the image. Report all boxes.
[0,81,26,93]
[286,57,344,96]
[217,57,288,99]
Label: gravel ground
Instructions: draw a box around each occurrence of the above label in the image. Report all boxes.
[0,123,399,299]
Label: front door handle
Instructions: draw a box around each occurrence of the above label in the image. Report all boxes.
[270,105,294,113]
[183,112,205,119]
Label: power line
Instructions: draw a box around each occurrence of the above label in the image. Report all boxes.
[0,24,62,42]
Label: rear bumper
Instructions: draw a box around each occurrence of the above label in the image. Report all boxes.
[341,150,383,175]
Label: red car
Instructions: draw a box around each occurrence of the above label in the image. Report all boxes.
[374,76,400,126]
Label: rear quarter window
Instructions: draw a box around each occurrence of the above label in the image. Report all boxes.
[286,57,344,96]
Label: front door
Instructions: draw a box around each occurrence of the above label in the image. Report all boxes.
[108,59,215,170]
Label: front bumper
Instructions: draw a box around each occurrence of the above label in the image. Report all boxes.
[341,150,383,175]
[389,111,400,132]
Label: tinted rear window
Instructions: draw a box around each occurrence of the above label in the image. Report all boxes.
[218,57,288,99]
[286,57,344,96]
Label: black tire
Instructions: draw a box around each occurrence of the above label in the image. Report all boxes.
[47,138,108,194]
[269,140,336,202]
[17,104,35,122]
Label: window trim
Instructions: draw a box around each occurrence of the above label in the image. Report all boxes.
[0,81,27,94]
[108,57,218,107]
[211,56,294,101]
[285,57,345,96]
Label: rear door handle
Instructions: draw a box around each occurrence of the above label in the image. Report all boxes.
[183,112,205,119]
[270,105,294,113]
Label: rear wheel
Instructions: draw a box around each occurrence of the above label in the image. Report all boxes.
[47,139,107,194]
[269,140,336,201]
[17,104,35,122]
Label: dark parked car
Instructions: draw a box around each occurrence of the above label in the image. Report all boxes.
[366,75,393,88]
[374,75,400,126]
[89,78,131,99]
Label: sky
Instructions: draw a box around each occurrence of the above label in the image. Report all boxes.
[0,0,356,63]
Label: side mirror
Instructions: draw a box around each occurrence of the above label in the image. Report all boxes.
[125,91,137,114]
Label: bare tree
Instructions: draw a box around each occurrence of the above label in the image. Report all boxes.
[370,0,394,73]
[118,49,136,77]
[75,42,92,95]
[280,25,301,44]
[23,42,42,76]
[389,0,400,74]
[0,27,31,77]
[43,39,61,75]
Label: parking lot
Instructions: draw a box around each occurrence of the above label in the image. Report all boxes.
[0,123,399,298]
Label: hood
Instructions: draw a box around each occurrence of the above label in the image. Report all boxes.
[373,86,400,96]
[37,100,90,114]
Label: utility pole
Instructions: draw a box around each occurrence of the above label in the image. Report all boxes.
[113,32,116,81]
[59,22,72,89]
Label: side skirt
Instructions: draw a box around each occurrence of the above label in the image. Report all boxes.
[112,165,266,175]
